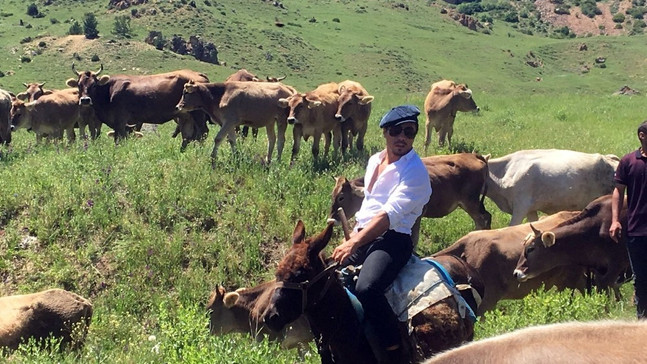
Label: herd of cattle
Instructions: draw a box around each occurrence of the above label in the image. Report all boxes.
[0,66,637,360]
[0,66,477,165]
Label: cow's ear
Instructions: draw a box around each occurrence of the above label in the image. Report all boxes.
[458,89,473,99]
[25,101,36,111]
[98,75,111,85]
[185,83,196,93]
[292,220,306,245]
[16,92,29,101]
[42,89,53,96]
[338,85,346,94]
[223,292,240,308]
[66,78,78,88]
[277,98,289,108]
[541,232,556,247]
[359,95,374,105]
[307,100,322,109]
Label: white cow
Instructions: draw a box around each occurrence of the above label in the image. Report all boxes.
[486,149,619,225]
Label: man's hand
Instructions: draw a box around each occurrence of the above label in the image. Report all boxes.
[609,221,622,243]
[332,239,356,264]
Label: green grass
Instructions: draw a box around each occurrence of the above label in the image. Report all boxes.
[0,0,645,362]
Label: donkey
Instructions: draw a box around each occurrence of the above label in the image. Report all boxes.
[263,220,477,364]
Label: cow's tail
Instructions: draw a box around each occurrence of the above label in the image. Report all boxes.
[475,153,490,209]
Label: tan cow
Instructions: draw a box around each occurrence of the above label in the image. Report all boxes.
[423,80,479,152]
[278,82,343,161]
[17,82,52,102]
[514,194,630,298]
[424,320,647,364]
[175,81,296,164]
[0,88,12,144]
[10,88,93,143]
[207,283,312,349]
[334,80,373,153]
[433,211,588,315]
[330,153,492,244]
[0,289,92,350]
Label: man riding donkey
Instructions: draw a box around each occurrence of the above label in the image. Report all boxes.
[331,105,432,363]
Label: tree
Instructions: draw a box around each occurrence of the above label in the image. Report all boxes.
[68,20,83,35]
[83,13,99,39]
[112,15,132,38]
[26,4,39,17]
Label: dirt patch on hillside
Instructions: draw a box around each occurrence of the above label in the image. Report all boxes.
[535,0,632,35]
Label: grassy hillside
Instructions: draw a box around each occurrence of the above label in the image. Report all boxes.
[0,0,644,363]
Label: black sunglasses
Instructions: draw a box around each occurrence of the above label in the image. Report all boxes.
[388,125,417,139]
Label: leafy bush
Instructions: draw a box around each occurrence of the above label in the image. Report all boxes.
[113,15,133,38]
[458,2,484,15]
[50,17,59,24]
[68,20,82,35]
[580,0,602,18]
[613,12,626,22]
[503,11,519,23]
[626,6,647,19]
[26,4,39,17]
[554,5,571,15]
[83,12,99,39]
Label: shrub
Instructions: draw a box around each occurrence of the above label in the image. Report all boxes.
[83,12,99,39]
[503,11,519,22]
[626,6,647,19]
[613,12,626,22]
[457,2,483,14]
[581,1,602,18]
[68,20,82,35]
[26,4,39,17]
[50,17,58,24]
[112,15,133,38]
[91,54,100,62]
[554,6,571,15]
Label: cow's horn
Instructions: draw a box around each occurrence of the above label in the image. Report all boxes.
[22,83,28,88]
[95,64,103,76]
[38,82,46,87]
[72,62,80,76]
[276,76,286,81]
[529,223,540,236]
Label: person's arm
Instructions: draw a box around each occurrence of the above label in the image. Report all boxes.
[332,211,389,263]
[610,183,626,243]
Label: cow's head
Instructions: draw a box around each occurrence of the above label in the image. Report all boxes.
[334,86,374,122]
[329,176,364,223]
[454,84,480,113]
[264,220,334,332]
[66,63,110,106]
[175,81,203,112]
[513,224,556,282]
[9,99,34,131]
[18,82,52,102]
[278,93,320,125]
[206,285,244,336]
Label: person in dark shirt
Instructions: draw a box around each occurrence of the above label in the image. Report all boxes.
[610,120,647,318]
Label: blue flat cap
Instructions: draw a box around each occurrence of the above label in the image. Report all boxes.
[379,104,420,128]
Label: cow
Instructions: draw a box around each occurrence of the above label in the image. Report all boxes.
[329,153,492,244]
[0,289,93,351]
[485,149,620,225]
[513,194,630,298]
[175,81,296,164]
[65,64,210,149]
[207,283,313,349]
[278,82,343,161]
[423,80,479,151]
[10,88,93,143]
[433,211,589,315]
[17,84,101,140]
[0,88,12,144]
[225,69,289,139]
[423,320,647,364]
[334,80,373,153]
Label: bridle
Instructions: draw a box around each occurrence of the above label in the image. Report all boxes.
[274,262,340,314]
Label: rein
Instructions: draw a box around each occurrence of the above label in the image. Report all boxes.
[275,262,340,314]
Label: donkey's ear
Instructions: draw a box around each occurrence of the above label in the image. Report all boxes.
[292,220,306,245]
[309,221,335,254]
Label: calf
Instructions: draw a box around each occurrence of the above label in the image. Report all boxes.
[330,153,491,244]
[424,320,647,364]
[433,211,588,315]
[513,194,630,298]
[0,289,92,350]
[486,149,619,225]
[207,283,312,349]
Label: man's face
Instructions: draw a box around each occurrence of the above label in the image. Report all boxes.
[383,122,417,157]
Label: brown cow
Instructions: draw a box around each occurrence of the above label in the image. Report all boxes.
[433,211,589,315]
[423,80,479,152]
[334,80,373,153]
[17,82,52,102]
[10,88,93,143]
[278,82,344,161]
[0,88,12,144]
[66,64,210,149]
[513,194,630,297]
[0,289,92,351]
[207,283,312,349]
[424,320,647,364]
[329,153,492,244]
[175,81,296,164]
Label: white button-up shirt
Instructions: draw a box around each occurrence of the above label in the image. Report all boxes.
[355,148,432,235]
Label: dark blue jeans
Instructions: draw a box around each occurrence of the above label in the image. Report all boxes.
[343,230,413,348]
[626,236,647,319]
